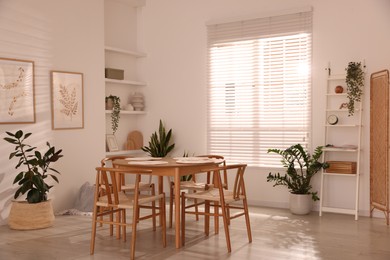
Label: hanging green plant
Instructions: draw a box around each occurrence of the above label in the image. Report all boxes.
[105,95,121,134]
[346,62,364,116]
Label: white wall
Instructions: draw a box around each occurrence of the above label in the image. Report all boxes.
[0,0,105,225]
[141,0,390,215]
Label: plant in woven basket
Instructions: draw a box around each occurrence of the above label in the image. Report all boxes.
[346,62,364,116]
[142,119,175,157]
[4,130,63,203]
[105,95,121,134]
[267,144,328,201]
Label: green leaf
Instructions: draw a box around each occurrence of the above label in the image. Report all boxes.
[5,131,15,137]
[50,174,59,183]
[24,132,32,139]
[13,172,24,184]
[15,130,23,139]
[4,137,18,144]
[27,189,41,203]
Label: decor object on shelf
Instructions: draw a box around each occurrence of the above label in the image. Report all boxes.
[335,85,344,93]
[142,119,175,157]
[130,92,145,111]
[125,103,134,111]
[327,114,338,125]
[339,102,348,109]
[267,144,328,214]
[0,57,35,124]
[51,71,84,130]
[4,130,63,230]
[346,62,364,116]
[105,95,120,134]
[325,161,357,174]
[126,130,143,150]
[104,67,124,80]
[106,134,119,152]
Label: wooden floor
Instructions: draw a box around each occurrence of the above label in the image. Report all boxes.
[0,206,389,260]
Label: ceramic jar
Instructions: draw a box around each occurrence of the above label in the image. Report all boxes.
[130,92,145,111]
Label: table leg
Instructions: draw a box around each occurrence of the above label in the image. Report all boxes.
[158,176,163,227]
[174,169,181,248]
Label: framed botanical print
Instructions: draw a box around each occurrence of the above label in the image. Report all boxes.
[51,71,84,130]
[0,57,35,124]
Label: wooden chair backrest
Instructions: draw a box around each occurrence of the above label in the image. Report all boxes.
[203,164,247,200]
[197,155,228,187]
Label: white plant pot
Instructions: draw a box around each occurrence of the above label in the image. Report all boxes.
[289,193,312,215]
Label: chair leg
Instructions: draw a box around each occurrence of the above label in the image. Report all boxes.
[214,202,219,234]
[169,182,174,228]
[116,210,121,239]
[161,196,167,247]
[194,198,200,221]
[131,207,139,260]
[122,209,127,242]
[152,188,157,231]
[205,201,210,236]
[220,202,231,253]
[181,192,186,246]
[243,198,252,243]
[109,208,113,236]
[90,206,98,254]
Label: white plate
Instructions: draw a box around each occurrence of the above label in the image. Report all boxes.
[125,157,162,161]
[173,157,209,161]
[176,158,224,164]
[127,161,168,165]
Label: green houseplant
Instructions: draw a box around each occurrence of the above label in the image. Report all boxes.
[4,130,63,230]
[142,119,175,157]
[267,144,328,208]
[4,130,63,203]
[105,95,121,134]
[346,62,364,116]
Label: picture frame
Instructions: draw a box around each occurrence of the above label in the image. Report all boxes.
[0,57,35,124]
[106,134,119,152]
[51,70,84,130]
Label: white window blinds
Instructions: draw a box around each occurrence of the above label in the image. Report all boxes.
[207,10,312,168]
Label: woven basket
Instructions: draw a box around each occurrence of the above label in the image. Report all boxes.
[8,200,55,230]
[326,161,357,174]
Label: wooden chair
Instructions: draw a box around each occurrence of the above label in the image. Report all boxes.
[90,167,166,260]
[101,156,154,192]
[100,156,156,236]
[168,155,227,228]
[180,164,252,252]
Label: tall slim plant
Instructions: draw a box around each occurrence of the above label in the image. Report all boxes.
[4,130,63,203]
[142,120,175,157]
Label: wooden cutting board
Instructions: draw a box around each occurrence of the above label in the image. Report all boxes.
[126,131,143,150]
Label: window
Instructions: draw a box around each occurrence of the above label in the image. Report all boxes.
[207,10,312,167]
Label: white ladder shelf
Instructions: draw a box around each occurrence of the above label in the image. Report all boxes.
[319,72,363,220]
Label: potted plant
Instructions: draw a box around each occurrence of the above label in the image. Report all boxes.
[346,62,364,116]
[105,95,121,134]
[267,144,328,214]
[4,130,63,229]
[142,119,175,157]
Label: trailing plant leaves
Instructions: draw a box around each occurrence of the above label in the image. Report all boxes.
[346,62,364,116]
